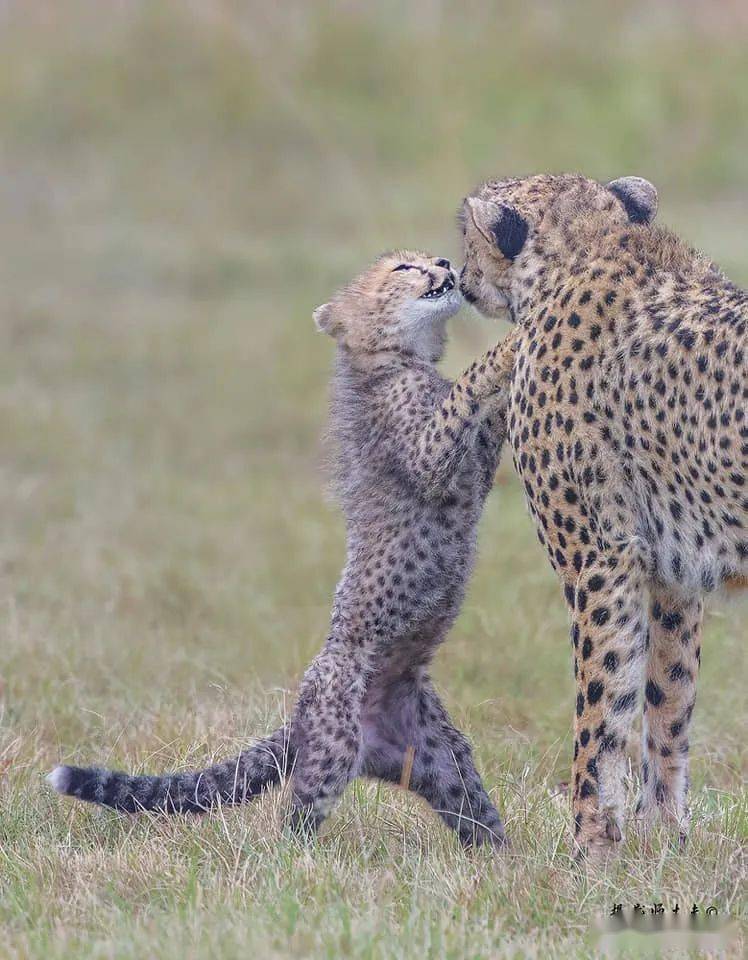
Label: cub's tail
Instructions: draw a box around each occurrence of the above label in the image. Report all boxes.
[48,724,292,813]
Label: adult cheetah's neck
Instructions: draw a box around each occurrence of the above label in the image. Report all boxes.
[510,222,731,323]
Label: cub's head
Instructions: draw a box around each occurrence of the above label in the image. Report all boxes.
[458,174,658,319]
[313,251,462,363]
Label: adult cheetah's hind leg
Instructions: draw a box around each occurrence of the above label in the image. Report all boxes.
[637,590,702,845]
[362,674,507,848]
[567,541,649,860]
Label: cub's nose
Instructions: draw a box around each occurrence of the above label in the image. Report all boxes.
[435,258,451,269]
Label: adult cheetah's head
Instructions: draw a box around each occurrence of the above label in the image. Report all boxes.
[458,174,658,320]
[313,251,462,363]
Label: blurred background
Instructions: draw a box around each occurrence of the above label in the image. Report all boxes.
[0,2,746,954]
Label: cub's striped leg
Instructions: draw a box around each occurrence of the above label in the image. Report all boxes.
[362,673,507,848]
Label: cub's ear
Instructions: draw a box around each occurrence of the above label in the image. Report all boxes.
[607,176,658,224]
[466,198,528,261]
[313,302,336,335]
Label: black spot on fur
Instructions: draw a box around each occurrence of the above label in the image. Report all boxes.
[645,680,665,707]
[661,610,683,631]
[591,606,610,626]
[612,690,637,712]
[603,651,619,673]
[580,778,596,799]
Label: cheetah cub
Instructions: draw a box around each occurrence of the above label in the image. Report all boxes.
[50,251,517,847]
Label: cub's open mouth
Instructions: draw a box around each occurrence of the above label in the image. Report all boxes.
[420,276,455,300]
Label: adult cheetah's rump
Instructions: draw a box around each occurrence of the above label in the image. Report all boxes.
[459,173,746,858]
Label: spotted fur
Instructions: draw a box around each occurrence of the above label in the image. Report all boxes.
[50,251,518,848]
[459,173,746,858]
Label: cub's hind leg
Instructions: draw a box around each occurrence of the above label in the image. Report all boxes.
[363,672,506,848]
[286,639,367,837]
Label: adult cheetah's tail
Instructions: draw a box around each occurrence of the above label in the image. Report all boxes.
[47,724,293,813]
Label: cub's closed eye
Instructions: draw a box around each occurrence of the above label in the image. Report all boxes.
[392,263,413,272]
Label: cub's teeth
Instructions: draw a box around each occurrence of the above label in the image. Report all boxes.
[422,279,455,300]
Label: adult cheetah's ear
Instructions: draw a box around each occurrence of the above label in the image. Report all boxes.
[313,302,337,336]
[607,177,658,224]
[466,198,528,261]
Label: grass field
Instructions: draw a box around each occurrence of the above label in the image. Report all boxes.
[0,2,746,957]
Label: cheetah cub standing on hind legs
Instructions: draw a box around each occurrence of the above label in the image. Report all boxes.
[50,251,517,848]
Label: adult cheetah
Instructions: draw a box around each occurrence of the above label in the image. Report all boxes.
[459,173,746,858]
[50,251,516,847]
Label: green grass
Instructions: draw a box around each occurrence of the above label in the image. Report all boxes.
[0,2,745,957]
